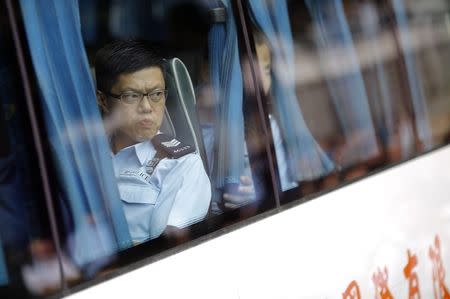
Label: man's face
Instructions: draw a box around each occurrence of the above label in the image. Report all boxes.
[109,67,165,144]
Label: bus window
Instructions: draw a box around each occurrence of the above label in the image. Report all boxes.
[10,0,279,292]
[79,0,278,219]
[348,1,417,163]
[245,0,450,203]
[196,1,277,215]
[0,2,70,297]
[246,1,336,202]
[300,0,382,178]
[388,0,450,148]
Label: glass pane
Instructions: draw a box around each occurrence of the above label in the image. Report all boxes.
[80,0,277,234]
[0,3,65,297]
[390,0,450,146]
[247,0,450,203]
[247,0,336,201]
[15,0,278,291]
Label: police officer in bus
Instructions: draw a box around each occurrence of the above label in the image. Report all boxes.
[95,40,211,244]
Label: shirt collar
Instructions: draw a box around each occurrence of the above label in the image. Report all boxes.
[111,131,162,166]
[134,140,155,165]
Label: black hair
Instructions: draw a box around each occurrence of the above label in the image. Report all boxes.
[95,39,165,93]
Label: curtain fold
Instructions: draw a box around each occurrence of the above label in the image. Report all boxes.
[358,3,396,146]
[391,0,432,150]
[305,0,380,167]
[19,0,132,267]
[208,0,245,189]
[357,2,415,158]
[249,0,334,181]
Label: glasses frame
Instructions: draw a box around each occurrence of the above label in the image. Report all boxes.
[104,89,168,104]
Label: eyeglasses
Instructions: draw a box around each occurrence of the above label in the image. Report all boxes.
[105,89,168,104]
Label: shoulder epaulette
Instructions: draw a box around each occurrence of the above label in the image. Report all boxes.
[151,133,195,159]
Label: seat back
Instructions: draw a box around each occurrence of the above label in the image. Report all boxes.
[159,107,176,136]
[164,58,209,171]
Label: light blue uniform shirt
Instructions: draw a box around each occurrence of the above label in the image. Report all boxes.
[202,115,297,214]
[269,114,298,191]
[112,140,211,243]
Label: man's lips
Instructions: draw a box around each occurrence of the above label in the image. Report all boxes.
[138,119,153,128]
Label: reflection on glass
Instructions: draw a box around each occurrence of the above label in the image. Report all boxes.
[391,0,433,151]
[19,0,132,280]
[200,0,278,215]
[249,0,334,194]
[305,0,381,170]
[17,0,277,290]
[1,2,68,296]
[282,0,450,186]
[354,1,416,161]
[206,0,249,213]
[0,109,69,297]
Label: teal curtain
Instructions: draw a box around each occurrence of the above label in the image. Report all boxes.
[249,0,334,181]
[19,0,132,268]
[208,0,245,189]
[357,2,415,158]
[392,0,432,150]
[305,0,380,166]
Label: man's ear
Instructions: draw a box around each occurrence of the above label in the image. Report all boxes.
[96,91,109,114]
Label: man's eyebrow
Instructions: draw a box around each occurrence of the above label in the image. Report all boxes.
[119,88,143,93]
[119,85,165,93]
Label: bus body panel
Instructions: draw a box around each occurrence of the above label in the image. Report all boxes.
[68,145,450,299]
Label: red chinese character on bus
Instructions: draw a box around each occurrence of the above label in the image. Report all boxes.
[429,235,450,299]
[343,280,361,299]
[372,267,394,299]
[403,249,421,299]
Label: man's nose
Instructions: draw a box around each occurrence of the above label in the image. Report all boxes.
[138,95,153,113]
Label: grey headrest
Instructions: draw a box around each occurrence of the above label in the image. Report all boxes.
[164,58,208,170]
[159,108,176,136]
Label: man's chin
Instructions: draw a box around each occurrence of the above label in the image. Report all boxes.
[135,131,157,142]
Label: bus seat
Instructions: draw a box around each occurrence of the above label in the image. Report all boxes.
[164,58,209,171]
[159,107,176,137]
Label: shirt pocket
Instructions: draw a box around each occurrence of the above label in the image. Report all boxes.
[119,183,160,205]
[117,170,161,204]
[118,178,161,243]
